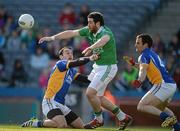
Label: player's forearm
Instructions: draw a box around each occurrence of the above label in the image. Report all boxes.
[52,30,79,40]
[90,35,110,49]
[138,67,147,82]
[67,57,90,68]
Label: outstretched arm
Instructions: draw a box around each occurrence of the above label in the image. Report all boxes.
[67,54,99,69]
[39,30,80,44]
[67,57,91,68]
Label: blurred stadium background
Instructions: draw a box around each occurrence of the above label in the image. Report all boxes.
[0,0,179,128]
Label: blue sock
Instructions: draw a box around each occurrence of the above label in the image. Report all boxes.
[160,112,169,121]
[173,122,180,130]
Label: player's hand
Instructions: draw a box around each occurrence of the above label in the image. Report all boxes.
[90,54,99,61]
[82,47,92,56]
[131,80,142,88]
[38,36,54,44]
[123,56,135,66]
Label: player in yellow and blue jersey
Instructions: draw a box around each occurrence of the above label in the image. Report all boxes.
[21,47,99,129]
[125,34,180,131]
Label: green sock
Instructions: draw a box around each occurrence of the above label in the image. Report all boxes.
[95,110,103,122]
[95,110,102,116]
[112,107,120,114]
[112,107,126,120]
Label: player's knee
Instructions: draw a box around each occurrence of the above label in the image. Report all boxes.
[50,122,58,128]
[137,103,144,112]
[77,124,84,129]
[55,118,68,128]
[57,124,68,128]
[86,91,92,99]
[56,122,68,128]
[86,88,96,99]
[52,114,68,128]
[98,96,103,101]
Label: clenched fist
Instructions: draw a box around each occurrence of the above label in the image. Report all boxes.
[38,36,55,44]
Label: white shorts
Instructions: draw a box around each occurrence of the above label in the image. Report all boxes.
[88,64,118,96]
[42,98,71,117]
[147,83,177,102]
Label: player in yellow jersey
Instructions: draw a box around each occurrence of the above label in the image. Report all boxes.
[125,34,180,131]
[21,47,99,128]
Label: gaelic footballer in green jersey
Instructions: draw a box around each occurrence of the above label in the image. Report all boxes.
[79,26,117,65]
[38,12,132,130]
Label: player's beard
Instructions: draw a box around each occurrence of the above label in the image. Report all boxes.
[90,26,98,34]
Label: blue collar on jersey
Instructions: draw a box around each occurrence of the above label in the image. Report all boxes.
[142,48,151,54]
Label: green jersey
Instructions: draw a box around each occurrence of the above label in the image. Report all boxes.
[79,26,117,65]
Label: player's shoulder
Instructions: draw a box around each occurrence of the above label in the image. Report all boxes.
[56,60,68,68]
[100,26,113,38]
[141,48,152,57]
[56,60,67,65]
[56,60,69,72]
[102,26,112,33]
[79,26,89,31]
[138,49,151,63]
[78,26,91,36]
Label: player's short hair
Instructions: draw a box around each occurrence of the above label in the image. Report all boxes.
[137,34,153,48]
[58,46,72,56]
[88,12,104,26]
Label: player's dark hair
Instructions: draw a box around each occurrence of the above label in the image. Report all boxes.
[88,12,104,26]
[58,46,72,56]
[137,34,153,48]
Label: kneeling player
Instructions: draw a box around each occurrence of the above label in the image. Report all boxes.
[21,47,98,128]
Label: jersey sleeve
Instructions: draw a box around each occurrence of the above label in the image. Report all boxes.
[102,27,113,37]
[103,30,111,36]
[79,26,89,36]
[56,60,68,72]
[138,54,150,64]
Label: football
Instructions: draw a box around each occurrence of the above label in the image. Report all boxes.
[18,14,34,29]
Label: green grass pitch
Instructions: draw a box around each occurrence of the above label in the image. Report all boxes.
[0,125,172,131]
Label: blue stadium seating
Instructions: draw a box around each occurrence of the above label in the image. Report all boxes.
[0,0,161,87]
[0,0,160,45]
